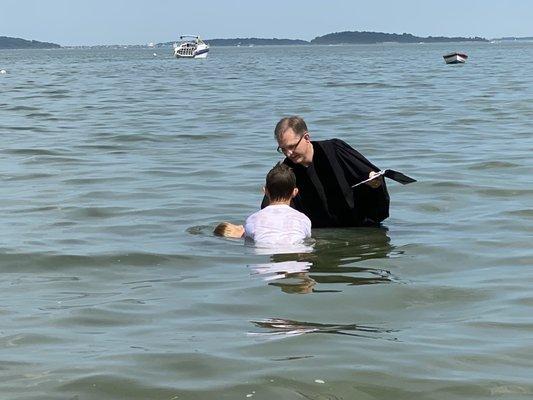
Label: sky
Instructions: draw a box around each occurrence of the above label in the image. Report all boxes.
[1,0,532,46]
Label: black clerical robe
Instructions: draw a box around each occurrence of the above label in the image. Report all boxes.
[262,139,390,228]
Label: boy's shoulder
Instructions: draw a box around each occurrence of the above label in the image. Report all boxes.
[248,204,298,217]
[281,205,312,225]
[247,205,310,225]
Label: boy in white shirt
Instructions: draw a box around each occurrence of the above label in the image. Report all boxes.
[214,163,311,246]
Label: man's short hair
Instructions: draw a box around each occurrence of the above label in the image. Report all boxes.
[274,116,308,141]
[265,163,296,202]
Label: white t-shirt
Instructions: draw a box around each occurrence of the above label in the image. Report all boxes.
[244,204,312,247]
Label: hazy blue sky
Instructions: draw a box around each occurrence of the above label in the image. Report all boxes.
[1,0,532,46]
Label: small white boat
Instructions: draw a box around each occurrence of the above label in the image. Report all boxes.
[173,35,209,59]
[443,52,468,64]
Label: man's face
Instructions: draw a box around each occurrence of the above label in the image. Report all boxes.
[277,128,310,165]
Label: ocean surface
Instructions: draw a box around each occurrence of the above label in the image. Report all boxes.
[0,42,532,399]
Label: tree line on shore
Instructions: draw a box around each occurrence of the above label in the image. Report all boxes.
[1,30,506,49]
[0,36,60,49]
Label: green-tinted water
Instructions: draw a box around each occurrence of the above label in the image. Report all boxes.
[1,43,532,399]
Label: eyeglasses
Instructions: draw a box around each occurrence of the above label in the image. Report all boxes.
[276,132,307,155]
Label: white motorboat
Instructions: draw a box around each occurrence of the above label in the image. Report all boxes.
[443,52,468,64]
[173,35,209,59]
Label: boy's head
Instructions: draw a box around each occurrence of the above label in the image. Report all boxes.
[265,163,298,202]
[214,222,244,238]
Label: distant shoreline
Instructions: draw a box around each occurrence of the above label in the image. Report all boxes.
[3,31,533,49]
[0,36,60,49]
[160,31,488,47]
[492,36,533,41]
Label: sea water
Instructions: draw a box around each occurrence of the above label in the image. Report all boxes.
[0,43,532,399]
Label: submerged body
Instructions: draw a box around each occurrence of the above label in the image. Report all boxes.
[215,163,312,247]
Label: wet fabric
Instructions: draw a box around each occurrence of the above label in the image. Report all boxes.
[244,204,311,246]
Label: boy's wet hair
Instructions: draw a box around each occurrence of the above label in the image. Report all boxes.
[265,163,296,202]
[214,222,232,236]
[214,222,244,238]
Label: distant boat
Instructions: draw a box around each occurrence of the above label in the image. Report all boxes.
[443,52,468,64]
[173,35,209,59]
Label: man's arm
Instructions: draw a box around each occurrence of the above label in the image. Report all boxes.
[331,138,381,185]
[330,139,390,223]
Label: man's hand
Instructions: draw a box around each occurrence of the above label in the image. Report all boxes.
[366,171,383,189]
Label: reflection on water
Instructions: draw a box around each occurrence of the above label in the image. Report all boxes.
[249,261,312,281]
[311,226,396,265]
[268,274,317,294]
[250,241,315,255]
[249,261,316,294]
[186,225,211,235]
[250,227,399,293]
[249,318,397,340]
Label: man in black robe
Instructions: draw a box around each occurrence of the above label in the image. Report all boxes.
[262,116,390,228]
